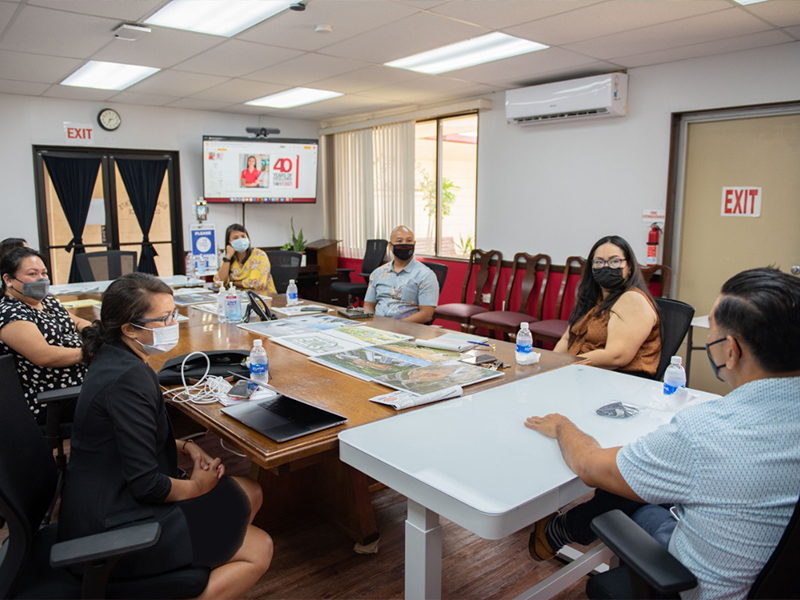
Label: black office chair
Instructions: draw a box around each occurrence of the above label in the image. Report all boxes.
[422,261,448,294]
[331,239,388,304]
[75,250,137,282]
[587,501,800,599]
[653,297,695,381]
[0,356,210,599]
[265,250,302,294]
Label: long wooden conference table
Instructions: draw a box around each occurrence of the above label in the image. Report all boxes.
[66,286,583,548]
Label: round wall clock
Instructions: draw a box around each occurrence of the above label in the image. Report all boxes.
[97,108,121,131]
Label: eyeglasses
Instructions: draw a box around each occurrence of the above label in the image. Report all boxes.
[592,258,626,269]
[138,308,179,327]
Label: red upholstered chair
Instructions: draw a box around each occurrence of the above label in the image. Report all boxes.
[640,264,672,297]
[470,253,551,340]
[433,249,503,331]
[529,256,586,346]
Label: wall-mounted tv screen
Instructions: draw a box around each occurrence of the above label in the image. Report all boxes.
[203,136,318,203]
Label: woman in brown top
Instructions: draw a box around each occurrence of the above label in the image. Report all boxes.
[554,235,661,377]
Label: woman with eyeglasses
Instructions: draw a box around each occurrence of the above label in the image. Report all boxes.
[0,247,89,424]
[553,235,661,378]
[214,223,277,294]
[58,273,272,598]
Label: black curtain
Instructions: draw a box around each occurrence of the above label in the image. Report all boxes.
[115,158,169,275]
[42,155,102,283]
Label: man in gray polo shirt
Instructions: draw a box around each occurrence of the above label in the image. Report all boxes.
[364,225,438,323]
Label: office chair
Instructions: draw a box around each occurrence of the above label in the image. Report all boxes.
[0,355,210,599]
[433,248,503,331]
[653,297,695,381]
[422,261,448,294]
[331,239,388,305]
[265,250,302,294]
[75,250,137,282]
[587,502,800,599]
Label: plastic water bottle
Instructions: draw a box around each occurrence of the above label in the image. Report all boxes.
[286,279,299,306]
[225,283,243,323]
[185,252,195,278]
[248,339,269,393]
[515,322,535,365]
[216,285,227,323]
[663,356,687,396]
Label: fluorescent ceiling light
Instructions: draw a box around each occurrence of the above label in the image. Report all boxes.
[60,61,160,90]
[733,0,769,4]
[385,32,548,75]
[246,87,343,109]
[145,0,294,37]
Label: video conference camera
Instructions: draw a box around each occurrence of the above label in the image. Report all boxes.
[245,127,281,138]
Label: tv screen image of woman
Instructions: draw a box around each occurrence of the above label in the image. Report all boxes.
[240,154,269,189]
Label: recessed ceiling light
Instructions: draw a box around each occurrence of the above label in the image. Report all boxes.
[60,60,160,90]
[246,87,343,109]
[385,32,548,75]
[145,0,295,37]
[733,0,769,4]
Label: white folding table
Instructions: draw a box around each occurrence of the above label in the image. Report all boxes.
[339,364,718,600]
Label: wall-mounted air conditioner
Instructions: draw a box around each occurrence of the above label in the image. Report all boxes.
[506,72,628,125]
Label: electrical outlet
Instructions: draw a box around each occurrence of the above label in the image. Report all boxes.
[481,293,491,304]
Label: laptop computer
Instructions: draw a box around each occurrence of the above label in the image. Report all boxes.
[221,391,347,443]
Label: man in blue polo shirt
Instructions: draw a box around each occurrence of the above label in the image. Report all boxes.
[525,267,800,600]
[364,225,438,323]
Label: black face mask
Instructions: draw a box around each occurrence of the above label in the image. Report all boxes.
[392,244,415,261]
[705,337,728,382]
[592,267,625,291]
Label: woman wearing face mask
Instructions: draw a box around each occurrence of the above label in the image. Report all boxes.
[0,247,89,423]
[553,235,661,378]
[214,223,277,294]
[59,272,273,598]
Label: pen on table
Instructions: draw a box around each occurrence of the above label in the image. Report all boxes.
[469,341,492,347]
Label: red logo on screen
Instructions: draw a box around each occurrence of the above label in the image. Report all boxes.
[274,158,293,172]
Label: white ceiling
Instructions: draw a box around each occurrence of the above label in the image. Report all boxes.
[0,0,797,121]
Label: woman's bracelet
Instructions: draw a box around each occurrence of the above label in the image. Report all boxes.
[182,439,196,454]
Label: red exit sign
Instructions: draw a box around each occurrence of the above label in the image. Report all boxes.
[63,122,95,145]
[721,187,761,217]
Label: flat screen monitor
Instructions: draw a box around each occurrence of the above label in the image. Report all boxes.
[203,136,318,203]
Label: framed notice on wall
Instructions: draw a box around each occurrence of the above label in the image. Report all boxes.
[189,224,218,276]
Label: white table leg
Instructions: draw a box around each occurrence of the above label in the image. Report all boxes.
[513,543,614,600]
[405,499,442,600]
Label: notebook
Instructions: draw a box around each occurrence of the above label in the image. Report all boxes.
[221,392,347,443]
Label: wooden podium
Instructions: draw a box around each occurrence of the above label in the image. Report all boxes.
[298,239,345,305]
[304,239,339,275]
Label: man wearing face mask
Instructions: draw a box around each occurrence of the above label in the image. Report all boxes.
[364,225,439,323]
[524,267,800,600]
[0,246,89,424]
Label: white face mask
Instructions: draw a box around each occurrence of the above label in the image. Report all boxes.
[231,237,250,253]
[131,322,180,355]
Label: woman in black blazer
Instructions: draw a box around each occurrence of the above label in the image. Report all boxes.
[58,273,272,598]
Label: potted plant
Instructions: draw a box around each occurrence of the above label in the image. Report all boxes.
[282,217,307,265]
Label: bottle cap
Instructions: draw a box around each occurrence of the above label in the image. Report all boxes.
[670,356,682,365]
[289,279,295,284]
[520,322,529,330]
[253,339,263,347]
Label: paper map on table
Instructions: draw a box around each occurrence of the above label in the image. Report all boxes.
[311,344,431,381]
[238,320,314,339]
[325,326,412,347]
[373,361,502,395]
[273,331,367,357]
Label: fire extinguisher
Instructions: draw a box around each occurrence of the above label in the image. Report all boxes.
[646,223,661,266]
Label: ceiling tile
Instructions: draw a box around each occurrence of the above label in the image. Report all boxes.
[107,90,180,106]
[449,47,598,84]
[0,50,83,84]
[387,0,451,9]
[26,0,162,21]
[127,70,229,96]
[238,0,418,52]
[743,0,800,27]
[0,5,117,58]
[244,53,367,86]
[310,64,418,94]
[318,11,488,63]
[784,25,800,39]
[190,79,287,104]
[563,8,774,60]
[91,27,222,69]
[0,78,49,95]
[165,98,236,111]
[173,40,304,78]
[359,74,475,102]
[431,0,605,31]
[504,0,731,46]
[43,84,117,101]
[302,93,404,113]
[614,29,795,68]
[0,1,18,31]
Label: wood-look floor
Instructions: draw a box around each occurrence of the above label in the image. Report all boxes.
[1,431,593,599]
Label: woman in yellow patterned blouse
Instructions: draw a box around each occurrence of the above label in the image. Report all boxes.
[214,224,277,295]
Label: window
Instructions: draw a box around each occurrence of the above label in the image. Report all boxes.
[414,113,477,258]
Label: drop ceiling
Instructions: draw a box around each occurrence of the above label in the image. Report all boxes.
[0,0,797,122]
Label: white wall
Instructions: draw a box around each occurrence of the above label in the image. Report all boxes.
[0,95,321,251]
[477,41,800,263]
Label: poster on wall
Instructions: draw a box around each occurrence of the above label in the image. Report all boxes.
[189,224,218,276]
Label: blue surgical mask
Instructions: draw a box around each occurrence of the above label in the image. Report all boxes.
[231,238,250,253]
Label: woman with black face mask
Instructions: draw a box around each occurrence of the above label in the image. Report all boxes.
[553,235,661,378]
[0,247,90,424]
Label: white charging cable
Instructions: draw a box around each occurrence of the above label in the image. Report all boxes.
[164,351,233,405]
